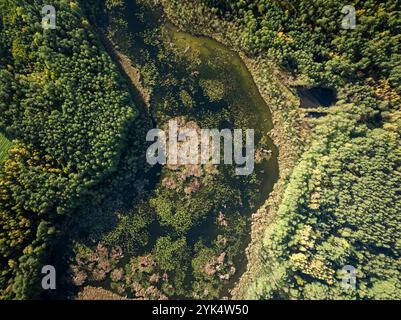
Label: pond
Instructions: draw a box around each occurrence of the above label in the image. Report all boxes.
[159,21,280,296]
[58,0,279,300]
[296,86,337,108]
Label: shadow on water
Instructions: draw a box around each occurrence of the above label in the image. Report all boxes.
[296,87,337,108]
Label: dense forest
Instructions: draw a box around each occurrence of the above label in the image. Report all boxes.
[0,0,144,299]
[1,0,400,300]
[158,0,401,299]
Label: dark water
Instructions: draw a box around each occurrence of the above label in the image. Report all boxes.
[296,87,337,108]
[50,1,280,300]
[108,1,280,296]
[163,24,280,293]
[154,18,278,297]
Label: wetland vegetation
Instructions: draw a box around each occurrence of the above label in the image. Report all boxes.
[1,0,400,301]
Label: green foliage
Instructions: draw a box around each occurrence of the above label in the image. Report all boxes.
[200,79,225,102]
[154,236,189,273]
[3,0,399,301]
[158,0,401,300]
[252,118,401,299]
[0,0,139,299]
[0,144,66,298]
[59,0,274,300]
[197,0,401,90]
[102,204,153,255]
[0,133,12,163]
